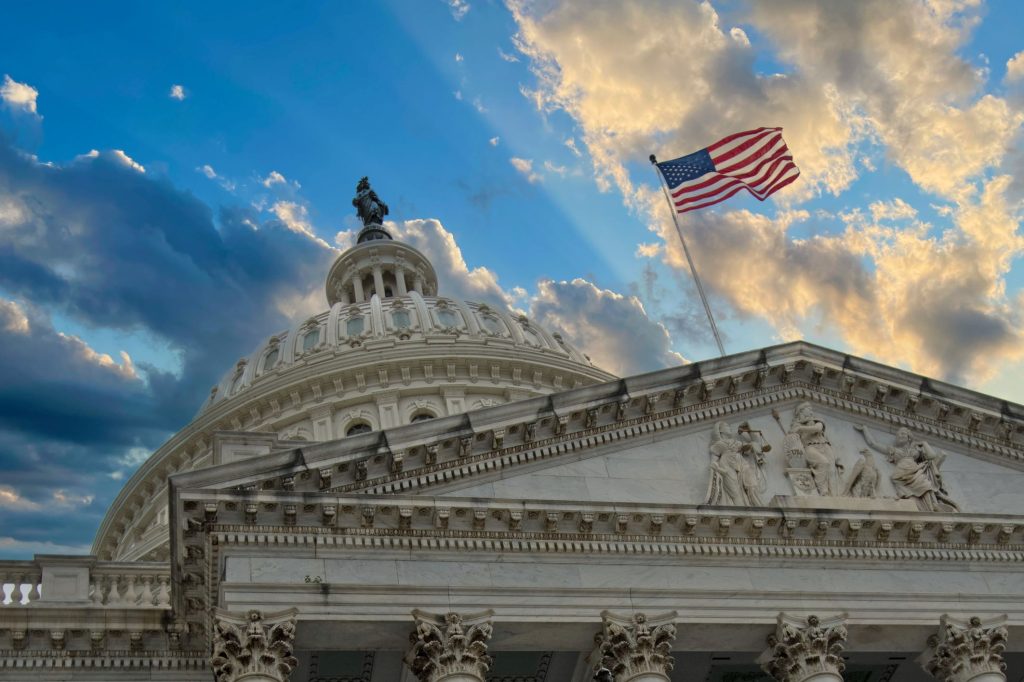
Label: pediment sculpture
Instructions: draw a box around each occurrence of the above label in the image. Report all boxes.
[704,403,960,512]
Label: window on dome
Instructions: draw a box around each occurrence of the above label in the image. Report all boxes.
[392,310,411,329]
[437,309,460,328]
[346,316,365,337]
[230,371,245,394]
[480,315,503,334]
[302,328,320,351]
[346,422,372,437]
[410,411,436,423]
[263,348,280,371]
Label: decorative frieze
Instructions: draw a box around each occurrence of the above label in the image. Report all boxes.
[759,613,847,682]
[405,609,494,682]
[594,611,677,681]
[210,608,298,682]
[921,615,1008,682]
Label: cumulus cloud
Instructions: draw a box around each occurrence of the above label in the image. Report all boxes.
[169,84,186,101]
[531,278,685,375]
[0,137,336,552]
[1007,51,1024,83]
[509,0,1024,384]
[269,201,334,250]
[1,75,40,116]
[510,157,541,183]
[489,136,500,146]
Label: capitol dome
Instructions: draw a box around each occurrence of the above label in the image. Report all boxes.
[92,183,616,561]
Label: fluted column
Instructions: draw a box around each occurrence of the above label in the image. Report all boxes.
[372,265,386,298]
[352,275,365,303]
[759,614,848,682]
[405,609,494,682]
[593,611,677,682]
[211,608,298,682]
[921,615,1008,682]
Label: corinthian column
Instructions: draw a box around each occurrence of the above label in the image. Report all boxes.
[211,608,298,682]
[759,613,848,682]
[405,609,494,682]
[594,611,678,682]
[921,615,1008,682]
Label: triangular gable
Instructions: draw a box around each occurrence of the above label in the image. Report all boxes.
[169,341,1024,518]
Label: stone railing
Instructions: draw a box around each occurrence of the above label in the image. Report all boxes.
[0,555,170,608]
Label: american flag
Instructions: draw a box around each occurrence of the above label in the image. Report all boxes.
[656,127,799,213]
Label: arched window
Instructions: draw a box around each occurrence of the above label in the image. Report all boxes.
[263,347,280,372]
[302,328,320,351]
[410,411,436,423]
[346,422,372,437]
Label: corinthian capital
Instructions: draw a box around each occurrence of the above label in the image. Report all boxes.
[406,609,494,682]
[759,613,848,682]
[595,611,678,681]
[211,608,299,682]
[922,615,1008,682]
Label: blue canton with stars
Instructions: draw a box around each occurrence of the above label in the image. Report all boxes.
[657,149,716,190]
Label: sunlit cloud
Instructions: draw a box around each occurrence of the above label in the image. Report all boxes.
[510,157,541,183]
[169,84,186,100]
[1,75,40,116]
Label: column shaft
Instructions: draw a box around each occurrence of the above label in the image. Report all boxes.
[373,266,385,298]
[352,275,365,302]
[396,266,408,295]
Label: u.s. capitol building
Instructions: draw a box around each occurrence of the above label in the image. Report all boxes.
[1,180,1021,682]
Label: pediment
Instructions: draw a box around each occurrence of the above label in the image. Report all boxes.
[170,341,1024,520]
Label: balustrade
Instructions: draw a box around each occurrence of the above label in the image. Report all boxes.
[0,555,169,608]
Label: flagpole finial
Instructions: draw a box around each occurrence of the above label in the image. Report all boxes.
[649,154,658,164]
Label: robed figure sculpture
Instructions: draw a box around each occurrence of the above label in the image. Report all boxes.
[353,176,388,227]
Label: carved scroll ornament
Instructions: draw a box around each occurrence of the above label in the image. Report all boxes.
[406,609,494,682]
[922,615,1008,682]
[210,608,298,682]
[760,613,848,682]
[595,611,677,681]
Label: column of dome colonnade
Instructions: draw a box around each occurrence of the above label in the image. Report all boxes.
[202,610,1011,682]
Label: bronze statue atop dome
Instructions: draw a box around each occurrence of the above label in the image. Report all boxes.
[352,176,388,227]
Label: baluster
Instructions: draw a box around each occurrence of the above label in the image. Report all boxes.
[138,576,154,606]
[155,576,171,607]
[89,577,105,606]
[123,575,138,606]
[0,572,9,606]
[12,573,25,605]
[107,575,123,606]
[26,575,40,604]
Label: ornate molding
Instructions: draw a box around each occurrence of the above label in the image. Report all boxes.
[922,615,1008,682]
[210,608,298,682]
[759,613,848,682]
[595,611,677,681]
[406,609,494,682]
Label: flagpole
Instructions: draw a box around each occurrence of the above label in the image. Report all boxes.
[650,154,726,357]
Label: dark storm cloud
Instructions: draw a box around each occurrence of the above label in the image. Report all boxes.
[0,141,335,555]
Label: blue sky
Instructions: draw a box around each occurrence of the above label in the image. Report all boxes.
[1,0,1023,557]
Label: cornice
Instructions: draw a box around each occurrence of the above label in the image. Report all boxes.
[190,380,1024,503]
